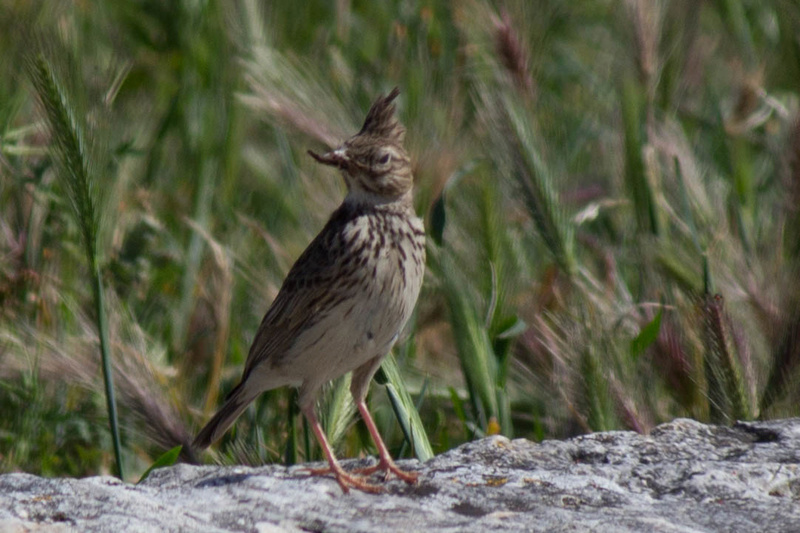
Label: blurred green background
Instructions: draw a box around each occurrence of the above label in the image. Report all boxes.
[2,0,800,480]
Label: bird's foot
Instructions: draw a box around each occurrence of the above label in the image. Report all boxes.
[353,457,419,484]
[301,464,384,494]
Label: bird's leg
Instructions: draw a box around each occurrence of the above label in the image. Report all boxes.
[353,400,419,484]
[348,356,419,483]
[300,405,383,494]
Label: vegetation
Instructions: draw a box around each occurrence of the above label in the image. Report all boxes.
[2,0,800,480]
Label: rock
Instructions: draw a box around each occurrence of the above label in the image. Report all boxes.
[1,418,799,532]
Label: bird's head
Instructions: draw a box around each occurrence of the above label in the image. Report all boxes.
[308,88,412,205]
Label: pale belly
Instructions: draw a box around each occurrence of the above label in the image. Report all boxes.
[275,247,423,391]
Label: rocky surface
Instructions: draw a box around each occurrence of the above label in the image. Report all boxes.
[1,418,800,532]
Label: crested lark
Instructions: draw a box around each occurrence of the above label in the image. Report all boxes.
[193,88,425,493]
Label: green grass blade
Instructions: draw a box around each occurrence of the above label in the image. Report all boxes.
[630,307,663,361]
[581,342,615,432]
[27,51,124,479]
[500,92,576,274]
[94,274,124,478]
[137,445,182,484]
[441,256,500,432]
[448,386,471,439]
[284,389,299,465]
[379,353,433,461]
[620,75,660,236]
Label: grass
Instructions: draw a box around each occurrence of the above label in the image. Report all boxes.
[2,0,800,480]
[26,49,124,478]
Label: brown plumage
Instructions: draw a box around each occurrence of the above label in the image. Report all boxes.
[193,88,425,493]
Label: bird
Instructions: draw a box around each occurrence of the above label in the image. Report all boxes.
[192,88,425,493]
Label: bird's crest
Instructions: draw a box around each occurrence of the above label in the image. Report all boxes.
[357,87,405,142]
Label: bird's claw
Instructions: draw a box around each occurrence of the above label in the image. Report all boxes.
[352,459,419,484]
[300,465,384,494]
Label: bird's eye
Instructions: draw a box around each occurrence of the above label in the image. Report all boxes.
[377,153,391,165]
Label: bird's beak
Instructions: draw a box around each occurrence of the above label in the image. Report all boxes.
[308,148,349,169]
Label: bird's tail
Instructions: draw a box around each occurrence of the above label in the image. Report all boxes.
[192,381,256,451]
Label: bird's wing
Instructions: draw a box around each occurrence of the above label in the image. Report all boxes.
[240,206,359,380]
